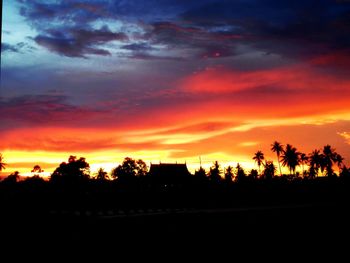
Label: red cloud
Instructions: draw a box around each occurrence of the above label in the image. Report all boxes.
[310,50,350,69]
[179,65,350,94]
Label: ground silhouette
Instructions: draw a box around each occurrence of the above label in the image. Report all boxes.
[0,143,350,258]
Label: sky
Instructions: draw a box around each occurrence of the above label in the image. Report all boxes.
[1,0,350,177]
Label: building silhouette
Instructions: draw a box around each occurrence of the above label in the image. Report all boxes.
[148,163,192,185]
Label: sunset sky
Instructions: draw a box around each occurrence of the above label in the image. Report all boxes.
[1,0,350,176]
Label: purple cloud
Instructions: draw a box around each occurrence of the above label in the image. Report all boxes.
[34,26,128,57]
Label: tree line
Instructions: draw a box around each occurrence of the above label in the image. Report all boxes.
[0,141,349,186]
[253,142,345,179]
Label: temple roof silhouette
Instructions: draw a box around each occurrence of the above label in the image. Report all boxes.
[149,163,192,184]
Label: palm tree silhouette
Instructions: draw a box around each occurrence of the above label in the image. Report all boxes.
[0,153,7,172]
[308,149,323,178]
[335,154,344,171]
[281,144,300,176]
[271,141,283,176]
[253,151,265,174]
[300,153,308,177]
[235,163,246,182]
[322,145,339,177]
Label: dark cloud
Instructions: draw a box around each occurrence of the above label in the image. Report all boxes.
[18,0,106,26]
[121,41,187,61]
[34,26,128,57]
[180,0,350,59]
[145,21,241,59]
[121,43,155,51]
[124,53,183,61]
[181,0,299,25]
[17,0,242,59]
[16,0,350,61]
[17,0,209,28]
[18,1,128,57]
[2,43,19,53]
[1,42,36,54]
[106,0,214,20]
[0,95,102,126]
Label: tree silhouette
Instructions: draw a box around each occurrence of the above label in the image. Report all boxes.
[31,165,44,174]
[235,163,246,183]
[3,171,20,184]
[208,161,222,183]
[248,169,258,180]
[224,166,234,183]
[308,149,323,178]
[281,144,300,176]
[50,155,90,185]
[194,166,207,181]
[300,153,308,178]
[335,154,344,170]
[95,167,109,181]
[340,166,350,179]
[136,159,148,177]
[253,151,265,174]
[111,157,147,183]
[271,141,283,176]
[0,153,7,172]
[24,174,45,184]
[262,161,276,180]
[322,145,340,177]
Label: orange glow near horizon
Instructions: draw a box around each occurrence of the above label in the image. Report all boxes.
[1,117,349,178]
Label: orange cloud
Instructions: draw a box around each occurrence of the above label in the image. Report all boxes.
[338,132,350,145]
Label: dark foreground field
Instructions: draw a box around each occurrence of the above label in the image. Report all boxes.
[1,178,350,260]
[1,201,349,260]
